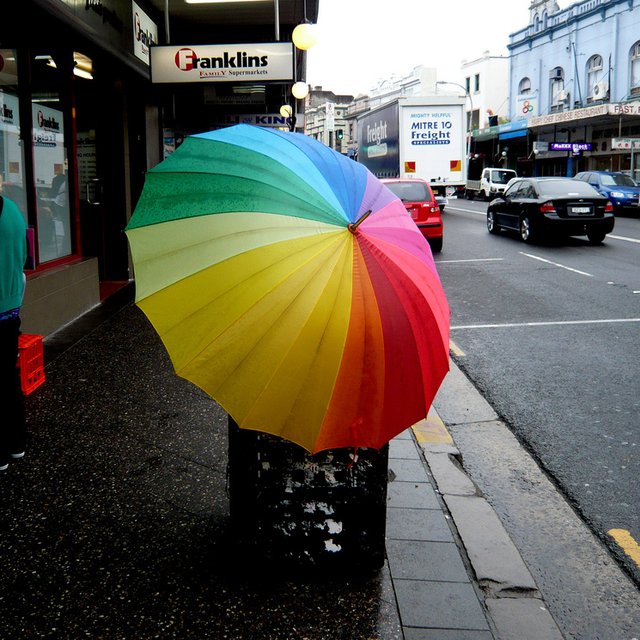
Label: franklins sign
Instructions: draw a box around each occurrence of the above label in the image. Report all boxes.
[151,43,293,83]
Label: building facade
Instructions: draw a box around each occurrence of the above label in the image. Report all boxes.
[461,52,509,132]
[508,0,640,177]
[304,87,354,154]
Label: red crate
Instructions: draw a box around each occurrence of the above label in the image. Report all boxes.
[17,334,45,395]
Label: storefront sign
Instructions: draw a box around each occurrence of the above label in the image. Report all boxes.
[132,1,157,65]
[516,95,537,120]
[530,102,640,128]
[610,102,640,116]
[611,137,640,149]
[150,43,293,83]
[549,142,592,152]
[217,113,304,128]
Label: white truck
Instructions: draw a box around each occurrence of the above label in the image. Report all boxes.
[356,96,467,198]
[465,167,517,201]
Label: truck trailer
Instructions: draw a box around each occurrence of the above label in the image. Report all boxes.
[356,96,467,197]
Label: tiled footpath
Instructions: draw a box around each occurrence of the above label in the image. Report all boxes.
[386,403,564,640]
[387,425,491,639]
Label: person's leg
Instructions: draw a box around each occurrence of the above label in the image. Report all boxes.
[0,317,26,466]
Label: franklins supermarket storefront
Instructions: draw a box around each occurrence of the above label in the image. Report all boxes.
[1,0,161,336]
[2,0,317,338]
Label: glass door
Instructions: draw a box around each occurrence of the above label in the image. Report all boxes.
[74,51,130,289]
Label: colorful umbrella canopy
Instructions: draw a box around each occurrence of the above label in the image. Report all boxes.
[126,124,450,454]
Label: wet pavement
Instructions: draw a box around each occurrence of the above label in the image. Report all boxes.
[1,288,562,639]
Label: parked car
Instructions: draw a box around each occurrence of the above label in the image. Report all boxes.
[573,171,640,213]
[381,178,443,252]
[486,177,615,244]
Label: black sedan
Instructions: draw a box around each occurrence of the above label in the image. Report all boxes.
[487,178,615,244]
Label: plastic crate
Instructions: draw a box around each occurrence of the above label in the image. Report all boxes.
[17,334,45,395]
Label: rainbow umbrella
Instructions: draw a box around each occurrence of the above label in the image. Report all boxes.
[125,124,450,454]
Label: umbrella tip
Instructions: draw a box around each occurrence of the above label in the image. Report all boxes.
[348,209,373,234]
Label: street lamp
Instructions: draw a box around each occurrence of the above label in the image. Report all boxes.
[436,80,474,163]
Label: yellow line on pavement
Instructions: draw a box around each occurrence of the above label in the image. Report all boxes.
[412,408,454,445]
[608,529,640,567]
[449,339,465,357]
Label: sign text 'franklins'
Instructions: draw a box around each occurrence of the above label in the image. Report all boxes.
[151,43,293,83]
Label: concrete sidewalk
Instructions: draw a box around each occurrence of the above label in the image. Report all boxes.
[1,291,563,639]
[387,407,562,640]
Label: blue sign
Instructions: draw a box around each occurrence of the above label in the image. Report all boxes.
[550,142,592,151]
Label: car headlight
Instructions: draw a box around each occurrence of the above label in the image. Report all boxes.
[610,191,624,198]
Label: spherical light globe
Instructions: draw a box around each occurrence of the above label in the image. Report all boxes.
[280,104,293,118]
[291,82,309,100]
[292,23,318,50]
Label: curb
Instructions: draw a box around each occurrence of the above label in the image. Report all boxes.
[413,398,564,639]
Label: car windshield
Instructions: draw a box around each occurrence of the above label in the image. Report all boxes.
[600,174,637,187]
[491,170,516,184]
[384,181,430,201]
[537,180,599,197]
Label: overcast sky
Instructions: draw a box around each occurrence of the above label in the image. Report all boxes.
[306,0,570,96]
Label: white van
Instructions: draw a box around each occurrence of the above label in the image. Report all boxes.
[466,168,517,201]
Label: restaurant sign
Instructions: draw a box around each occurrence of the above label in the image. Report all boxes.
[611,137,640,149]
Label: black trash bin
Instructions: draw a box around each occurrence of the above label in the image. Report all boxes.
[227,417,389,573]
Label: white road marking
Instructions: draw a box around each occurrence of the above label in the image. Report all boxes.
[608,234,640,244]
[520,252,593,277]
[447,205,485,216]
[451,318,640,330]
[437,258,504,264]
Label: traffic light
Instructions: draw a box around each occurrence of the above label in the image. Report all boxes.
[336,129,344,140]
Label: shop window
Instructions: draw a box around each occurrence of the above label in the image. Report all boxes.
[31,52,72,263]
[631,41,640,96]
[519,77,532,95]
[0,49,28,225]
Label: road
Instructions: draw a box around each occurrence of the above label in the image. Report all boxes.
[434,197,640,585]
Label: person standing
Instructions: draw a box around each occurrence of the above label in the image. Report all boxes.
[0,193,28,471]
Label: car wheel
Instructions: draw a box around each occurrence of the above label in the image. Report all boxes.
[487,210,499,234]
[466,190,474,201]
[587,231,606,244]
[429,237,443,253]
[519,215,536,243]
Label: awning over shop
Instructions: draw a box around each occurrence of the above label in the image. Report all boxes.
[472,119,528,141]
